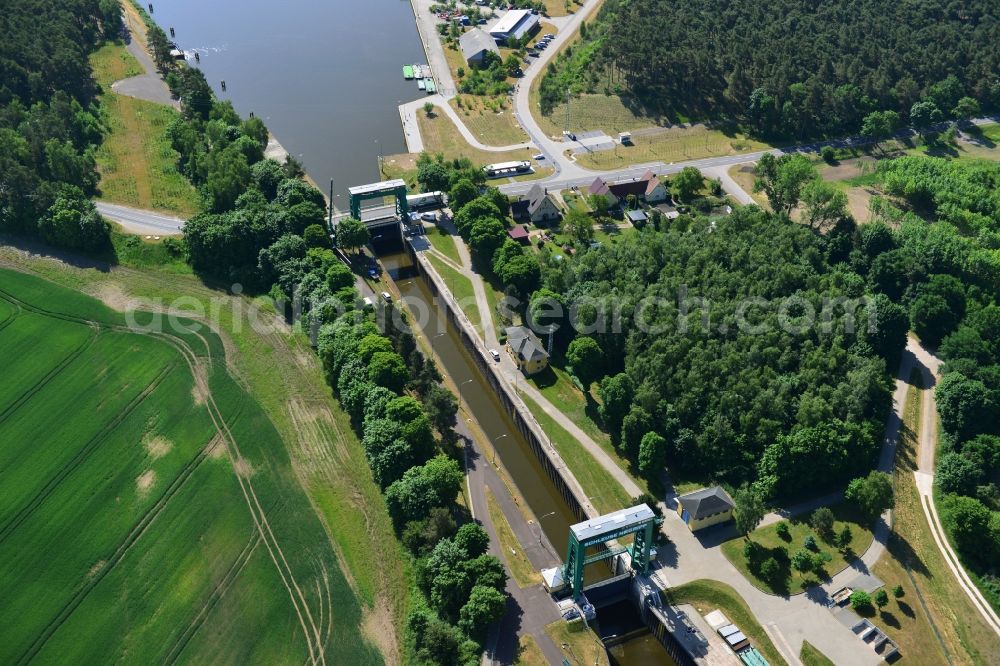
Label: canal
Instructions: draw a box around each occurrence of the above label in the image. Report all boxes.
[386,254,675,666]
[144,0,425,195]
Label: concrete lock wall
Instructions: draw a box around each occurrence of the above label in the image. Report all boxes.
[406,242,598,524]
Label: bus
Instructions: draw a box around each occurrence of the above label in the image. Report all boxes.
[405,191,446,210]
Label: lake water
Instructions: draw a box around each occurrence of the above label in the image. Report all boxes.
[145,0,425,199]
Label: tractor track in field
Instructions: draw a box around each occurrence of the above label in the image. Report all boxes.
[154,330,328,665]
[163,530,264,665]
[0,362,176,545]
[0,278,329,664]
[0,325,100,427]
[14,419,223,665]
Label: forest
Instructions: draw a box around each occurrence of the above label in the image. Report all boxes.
[868,156,1000,607]
[537,205,904,495]
[539,0,1000,139]
[0,0,122,250]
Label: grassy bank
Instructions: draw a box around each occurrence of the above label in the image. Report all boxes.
[486,487,542,588]
[664,580,788,666]
[90,43,199,216]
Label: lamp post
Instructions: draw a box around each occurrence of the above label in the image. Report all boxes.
[459,378,473,411]
[536,511,556,547]
[491,433,508,466]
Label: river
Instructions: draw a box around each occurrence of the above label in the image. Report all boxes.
[145,0,424,196]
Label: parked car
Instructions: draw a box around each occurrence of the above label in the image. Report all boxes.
[367,267,378,278]
[420,212,437,222]
[544,33,555,39]
[533,153,545,160]
[381,291,392,303]
[489,349,501,362]
[362,296,374,310]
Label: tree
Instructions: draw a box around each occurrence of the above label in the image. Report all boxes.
[368,351,409,393]
[326,261,354,291]
[753,153,816,215]
[638,432,668,477]
[423,101,435,117]
[449,178,479,210]
[733,484,766,538]
[936,373,996,441]
[385,468,438,527]
[336,217,370,254]
[804,535,818,551]
[850,590,873,613]
[910,100,943,129]
[38,186,110,251]
[810,507,836,541]
[893,584,904,598]
[775,522,791,541]
[421,455,464,505]
[425,384,458,435]
[952,96,980,120]
[936,452,984,496]
[874,589,889,609]
[791,548,813,573]
[838,525,853,549]
[598,372,634,435]
[947,495,994,556]
[303,224,329,248]
[760,557,781,583]
[861,110,901,142]
[454,523,490,558]
[562,207,594,245]
[801,180,848,229]
[845,471,894,518]
[566,337,604,387]
[620,406,652,458]
[416,155,451,192]
[910,294,959,346]
[458,585,506,640]
[496,253,541,296]
[672,167,704,203]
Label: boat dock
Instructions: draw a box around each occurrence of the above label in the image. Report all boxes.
[424,77,436,94]
[403,64,414,79]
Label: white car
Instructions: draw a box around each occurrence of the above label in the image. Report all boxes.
[489,349,501,362]
[381,291,392,303]
[420,212,437,222]
[533,153,545,160]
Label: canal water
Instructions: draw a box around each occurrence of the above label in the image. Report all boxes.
[145,0,425,195]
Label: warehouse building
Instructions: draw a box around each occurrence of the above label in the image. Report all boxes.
[489,9,539,43]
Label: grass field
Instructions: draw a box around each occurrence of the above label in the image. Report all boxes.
[870,369,999,665]
[0,265,387,664]
[449,96,528,147]
[572,124,770,170]
[426,253,482,333]
[426,227,463,265]
[544,620,609,666]
[90,43,200,216]
[663,580,788,666]
[721,504,875,595]
[799,640,835,666]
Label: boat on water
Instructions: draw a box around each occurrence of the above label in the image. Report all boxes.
[424,77,436,94]
[413,64,424,79]
[417,79,426,90]
[403,65,414,79]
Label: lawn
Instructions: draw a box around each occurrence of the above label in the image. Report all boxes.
[721,504,875,596]
[0,268,379,664]
[728,164,770,209]
[573,124,771,171]
[486,487,542,588]
[0,247,413,663]
[450,95,529,147]
[870,369,998,665]
[527,365,609,448]
[664,580,788,666]
[90,43,200,216]
[426,227,463,265]
[517,389,633,515]
[418,111,538,169]
[799,640,835,666]
[514,634,548,666]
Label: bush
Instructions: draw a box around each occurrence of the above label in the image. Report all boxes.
[804,535,818,551]
[820,145,837,163]
[893,584,904,598]
[874,589,889,608]
[775,521,791,541]
[850,590,873,613]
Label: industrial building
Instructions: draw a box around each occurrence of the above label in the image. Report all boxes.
[489,9,540,43]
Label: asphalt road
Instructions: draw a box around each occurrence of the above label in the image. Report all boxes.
[95,201,186,235]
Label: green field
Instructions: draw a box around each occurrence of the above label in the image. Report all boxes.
[0,268,378,664]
